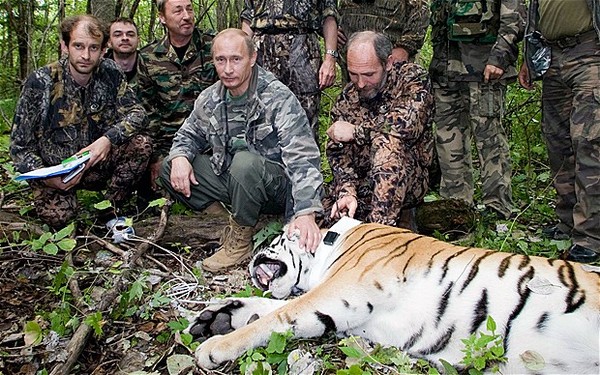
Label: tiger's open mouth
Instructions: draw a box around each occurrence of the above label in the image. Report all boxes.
[252,258,287,290]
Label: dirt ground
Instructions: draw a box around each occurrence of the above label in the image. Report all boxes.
[0,204,256,375]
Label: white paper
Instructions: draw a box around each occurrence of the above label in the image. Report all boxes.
[15,153,91,181]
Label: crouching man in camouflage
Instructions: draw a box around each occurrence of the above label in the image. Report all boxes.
[10,15,152,228]
[324,31,434,230]
[160,29,324,273]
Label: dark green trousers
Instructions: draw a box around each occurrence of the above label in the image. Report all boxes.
[160,151,290,226]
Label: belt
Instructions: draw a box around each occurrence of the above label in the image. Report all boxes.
[254,27,314,35]
[546,29,597,49]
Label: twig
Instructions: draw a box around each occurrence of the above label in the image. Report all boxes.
[75,235,127,257]
[49,201,172,375]
[65,252,83,304]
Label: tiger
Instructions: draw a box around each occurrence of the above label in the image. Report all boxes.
[188,217,600,374]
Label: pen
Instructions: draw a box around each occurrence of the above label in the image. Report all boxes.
[61,150,90,165]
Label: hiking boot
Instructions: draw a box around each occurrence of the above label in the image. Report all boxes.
[202,216,254,273]
[541,225,570,240]
[563,244,600,264]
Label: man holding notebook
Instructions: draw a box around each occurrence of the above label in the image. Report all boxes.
[10,15,152,228]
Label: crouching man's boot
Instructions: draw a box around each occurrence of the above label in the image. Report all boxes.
[202,216,254,273]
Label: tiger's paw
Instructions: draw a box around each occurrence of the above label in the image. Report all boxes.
[194,335,230,369]
[187,299,252,340]
[187,297,286,340]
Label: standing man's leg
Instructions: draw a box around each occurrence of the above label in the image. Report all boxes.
[255,33,322,142]
[549,36,600,262]
[542,49,576,238]
[469,81,513,218]
[434,81,474,205]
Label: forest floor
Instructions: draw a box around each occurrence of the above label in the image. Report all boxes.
[0,172,578,375]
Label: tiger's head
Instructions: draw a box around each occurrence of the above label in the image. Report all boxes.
[249,231,315,299]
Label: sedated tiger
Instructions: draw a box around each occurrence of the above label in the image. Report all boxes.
[188,217,599,374]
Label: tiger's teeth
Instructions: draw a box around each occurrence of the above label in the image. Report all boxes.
[259,264,274,278]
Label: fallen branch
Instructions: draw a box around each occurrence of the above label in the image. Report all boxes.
[50,201,172,375]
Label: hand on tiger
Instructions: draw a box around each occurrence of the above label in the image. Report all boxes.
[169,156,198,198]
[287,213,321,254]
[330,195,358,220]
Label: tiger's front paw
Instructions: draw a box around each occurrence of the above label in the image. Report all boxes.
[187,299,245,340]
[194,335,227,369]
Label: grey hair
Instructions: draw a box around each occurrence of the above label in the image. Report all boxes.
[346,31,392,67]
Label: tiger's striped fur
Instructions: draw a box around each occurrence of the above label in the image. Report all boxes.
[189,220,600,373]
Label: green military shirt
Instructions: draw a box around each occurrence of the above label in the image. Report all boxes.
[138,28,217,159]
[538,0,594,40]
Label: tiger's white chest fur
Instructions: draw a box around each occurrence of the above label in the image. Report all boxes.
[189,218,600,374]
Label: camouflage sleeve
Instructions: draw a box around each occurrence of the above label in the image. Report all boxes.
[322,0,339,23]
[166,93,211,163]
[104,78,148,145]
[385,63,433,143]
[240,0,254,23]
[271,83,324,217]
[389,0,430,55]
[136,53,161,141]
[487,0,526,70]
[9,72,49,173]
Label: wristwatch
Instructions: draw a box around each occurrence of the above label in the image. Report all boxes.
[326,49,339,59]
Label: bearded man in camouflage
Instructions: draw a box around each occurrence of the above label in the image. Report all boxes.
[324,31,434,230]
[240,0,338,140]
[10,15,152,228]
[160,29,324,273]
[519,0,600,264]
[137,0,217,196]
[430,0,525,220]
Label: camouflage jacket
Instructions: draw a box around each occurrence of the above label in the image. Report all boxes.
[10,57,147,173]
[429,0,526,83]
[167,65,324,217]
[338,0,429,56]
[138,28,217,159]
[328,62,434,201]
[240,0,338,32]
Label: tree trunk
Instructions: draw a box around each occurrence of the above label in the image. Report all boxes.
[89,0,117,24]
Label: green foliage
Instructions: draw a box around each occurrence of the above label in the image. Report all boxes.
[238,331,294,375]
[232,284,271,298]
[460,316,507,374]
[84,312,105,337]
[27,223,77,255]
[23,320,43,346]
[253,220,284,249]
[337,337,428,375]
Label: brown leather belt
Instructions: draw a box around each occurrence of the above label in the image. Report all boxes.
[546,29,597,49]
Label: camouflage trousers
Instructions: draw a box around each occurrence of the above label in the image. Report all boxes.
[29,134,152,228]
[542,32,600,251]
[322,141,429,229]
[160,151,289,227]
[433,80,513,218]
[254,32,321,142]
